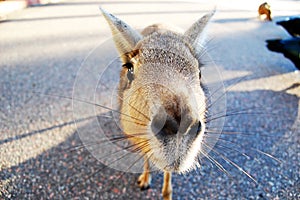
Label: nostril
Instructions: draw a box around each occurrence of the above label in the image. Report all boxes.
[188,121,202,137]
[162,118,179,135]
[151,114,179,136]
[197,121,202,133]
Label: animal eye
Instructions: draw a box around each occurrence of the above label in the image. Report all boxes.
[122,63,134,83]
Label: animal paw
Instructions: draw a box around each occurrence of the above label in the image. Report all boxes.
[137,172,151,190]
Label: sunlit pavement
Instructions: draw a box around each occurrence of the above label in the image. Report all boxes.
[0,0,299,199]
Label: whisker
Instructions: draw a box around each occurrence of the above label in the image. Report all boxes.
[198,36,225,64]
[205,136,282,164]
[114,117,147,127]
[70,139,150,191]
[251,148,283,164]
[67,132,149,152]
[206,106,264,119]
[31,91,147,125]
[81,135,150,157]
[213,142,251,160]
[204,75,250,112]
[205,129,285,138]
[206,111,268,123]
[109,91,151,122]
[202,142,258,184]
[199,149,231,176]
[126,101,151,121]
[100,148,151,194]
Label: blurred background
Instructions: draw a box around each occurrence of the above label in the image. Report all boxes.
[0,0,299,199]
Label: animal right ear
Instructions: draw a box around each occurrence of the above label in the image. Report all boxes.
[100,7,142,63]
[184,10,215,59]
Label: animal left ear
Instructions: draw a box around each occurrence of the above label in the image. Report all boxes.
[184,10,215,58]
[100,7,142,64]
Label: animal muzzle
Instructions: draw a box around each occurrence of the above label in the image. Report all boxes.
[150,105,203,172]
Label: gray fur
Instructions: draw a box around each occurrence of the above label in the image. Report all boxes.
[100,7,142,63]
[100,8,215,199]
[100,6,214,172]
[184,10,215,58]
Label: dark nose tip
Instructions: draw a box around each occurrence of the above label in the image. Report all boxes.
[151,113,179,136]
[151,112,202,139]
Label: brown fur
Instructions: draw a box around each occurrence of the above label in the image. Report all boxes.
[258,2,272,21]
[101,8,214,200]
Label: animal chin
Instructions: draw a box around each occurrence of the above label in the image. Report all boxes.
[151,153,190,173]
[148,136,200,173]
[163,149,198,173]
[164,159,183,172]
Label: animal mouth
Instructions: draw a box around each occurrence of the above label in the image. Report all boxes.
[150,122,202,172]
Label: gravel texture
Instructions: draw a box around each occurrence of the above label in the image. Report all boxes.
[0,0,299,199]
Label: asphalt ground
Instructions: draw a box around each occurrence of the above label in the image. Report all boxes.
[0,0,299,199]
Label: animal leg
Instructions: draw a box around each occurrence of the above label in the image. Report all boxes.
[137,158,151,190]
[162,171,172,200]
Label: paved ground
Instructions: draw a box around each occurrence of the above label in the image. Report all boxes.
[0,0,299,199]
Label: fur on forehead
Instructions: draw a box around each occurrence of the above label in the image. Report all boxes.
[100,7,215,65]
[135,31,199,77]
[138,31,197,62]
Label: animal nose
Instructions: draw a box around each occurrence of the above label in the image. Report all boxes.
[150,105,202,138]
[151,113,179,136]
[151,114,202,140]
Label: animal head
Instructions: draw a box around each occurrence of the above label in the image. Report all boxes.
[258,2,272,21]
[101,8,214,173]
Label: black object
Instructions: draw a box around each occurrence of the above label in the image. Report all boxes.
[122,62,135,83]
[276,18,300,37]
[266,37,300,69]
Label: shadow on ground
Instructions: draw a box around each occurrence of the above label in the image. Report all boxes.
[1,83,298,199]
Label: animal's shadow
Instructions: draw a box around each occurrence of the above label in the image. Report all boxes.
[1,84,298,199]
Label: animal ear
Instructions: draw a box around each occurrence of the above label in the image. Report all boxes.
[100,7,142,63]
[184,10,215,57]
